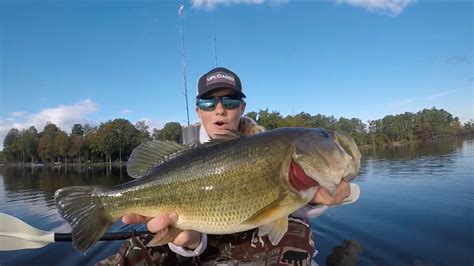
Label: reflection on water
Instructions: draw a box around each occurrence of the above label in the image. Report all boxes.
[0,138,473,265]
[2,165,130,198]
[326,240,363,266]
[0,165,134,265]
[361,137,466,159]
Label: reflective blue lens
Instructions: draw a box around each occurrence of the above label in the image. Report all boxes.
[221,97,242,109]
[197,98,217,111]
[197,96,242,111]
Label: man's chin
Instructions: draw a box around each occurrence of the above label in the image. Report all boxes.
[209,127,230,137]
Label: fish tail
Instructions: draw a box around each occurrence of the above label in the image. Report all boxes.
[54,186,113,254]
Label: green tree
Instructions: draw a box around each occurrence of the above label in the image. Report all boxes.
[23,126,39,163]
[462,120,474,135]
[451,117,462,135]
[293,112,312,128]
[158,122,183,143]
[309,114,338,131]
[112,118,140,162]
[71,124,84,136]
[37,134,54,163]
[245,111,258,122]
[152,128,160,141]
[257,109,283,130]
[3,128,21,162]
[415,114,431,141]
[399,112,416,142]
[54,131,70,163]
[97,122,117,164]
[415,107,454,140]
[83,123,93,136]
[95,119,140,163]
[69,134,85,163]
[336,117,367,145]
[135,120,151,143]
[43,122,59,137]
[381,115,400,143]
[37,123,60,163]
[86,126,101,162]
[368,119,386,146]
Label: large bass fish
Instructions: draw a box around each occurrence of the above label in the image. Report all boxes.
[54,128,361,254]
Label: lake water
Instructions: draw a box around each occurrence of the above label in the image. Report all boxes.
[0,138,473,265]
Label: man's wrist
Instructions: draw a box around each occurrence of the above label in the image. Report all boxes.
[182,232,202,250]
[168,233,208,257]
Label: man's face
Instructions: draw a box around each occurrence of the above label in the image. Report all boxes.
[196,88,245,139]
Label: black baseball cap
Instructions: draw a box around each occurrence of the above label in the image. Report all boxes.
[196,67,246,99]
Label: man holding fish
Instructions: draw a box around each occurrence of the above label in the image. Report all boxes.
[55,67,361,265]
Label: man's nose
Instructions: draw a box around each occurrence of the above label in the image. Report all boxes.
[214,101,226,114]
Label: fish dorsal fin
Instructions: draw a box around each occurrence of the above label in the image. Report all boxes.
[127,140,187,178]
[258,217,289,246]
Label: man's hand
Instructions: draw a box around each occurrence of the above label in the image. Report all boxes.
[122,213,201,249]
[311,180,351,206]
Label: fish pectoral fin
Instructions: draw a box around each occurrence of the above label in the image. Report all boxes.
[242,193,292,245]
[127,140,188,178]
[242,193,289,226]
[258,217,289,245]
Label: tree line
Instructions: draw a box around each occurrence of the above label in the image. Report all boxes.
[2,107,473,164]
[247,107,473,146]
[2,119,182,164]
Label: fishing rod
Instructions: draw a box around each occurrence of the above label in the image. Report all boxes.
[178,2,190,126]
[0,213,149,251]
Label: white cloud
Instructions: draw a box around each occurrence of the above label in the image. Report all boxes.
[336,0,415,16]
[191,0,287,10]
[388,98,414,108]
[0,99,98,150]
[424,90,455,101]
[387,90,457,108]
[120,109,134,115]
[10,111,26,117]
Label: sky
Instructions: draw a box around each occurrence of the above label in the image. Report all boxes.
[0,0,473,150]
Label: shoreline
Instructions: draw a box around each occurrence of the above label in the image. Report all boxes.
[0,162,127,167]
[2,135,472,166]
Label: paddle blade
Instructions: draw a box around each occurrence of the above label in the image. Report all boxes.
[0,235,51,251]
[0,213,55,251]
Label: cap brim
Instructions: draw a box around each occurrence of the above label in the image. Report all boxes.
[339,183,360,206]
[197,87,246,99]
[328,183,360,208]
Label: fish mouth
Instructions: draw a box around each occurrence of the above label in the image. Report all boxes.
[288,160,319,192]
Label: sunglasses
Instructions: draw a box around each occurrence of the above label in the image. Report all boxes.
[196,96,243,111]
